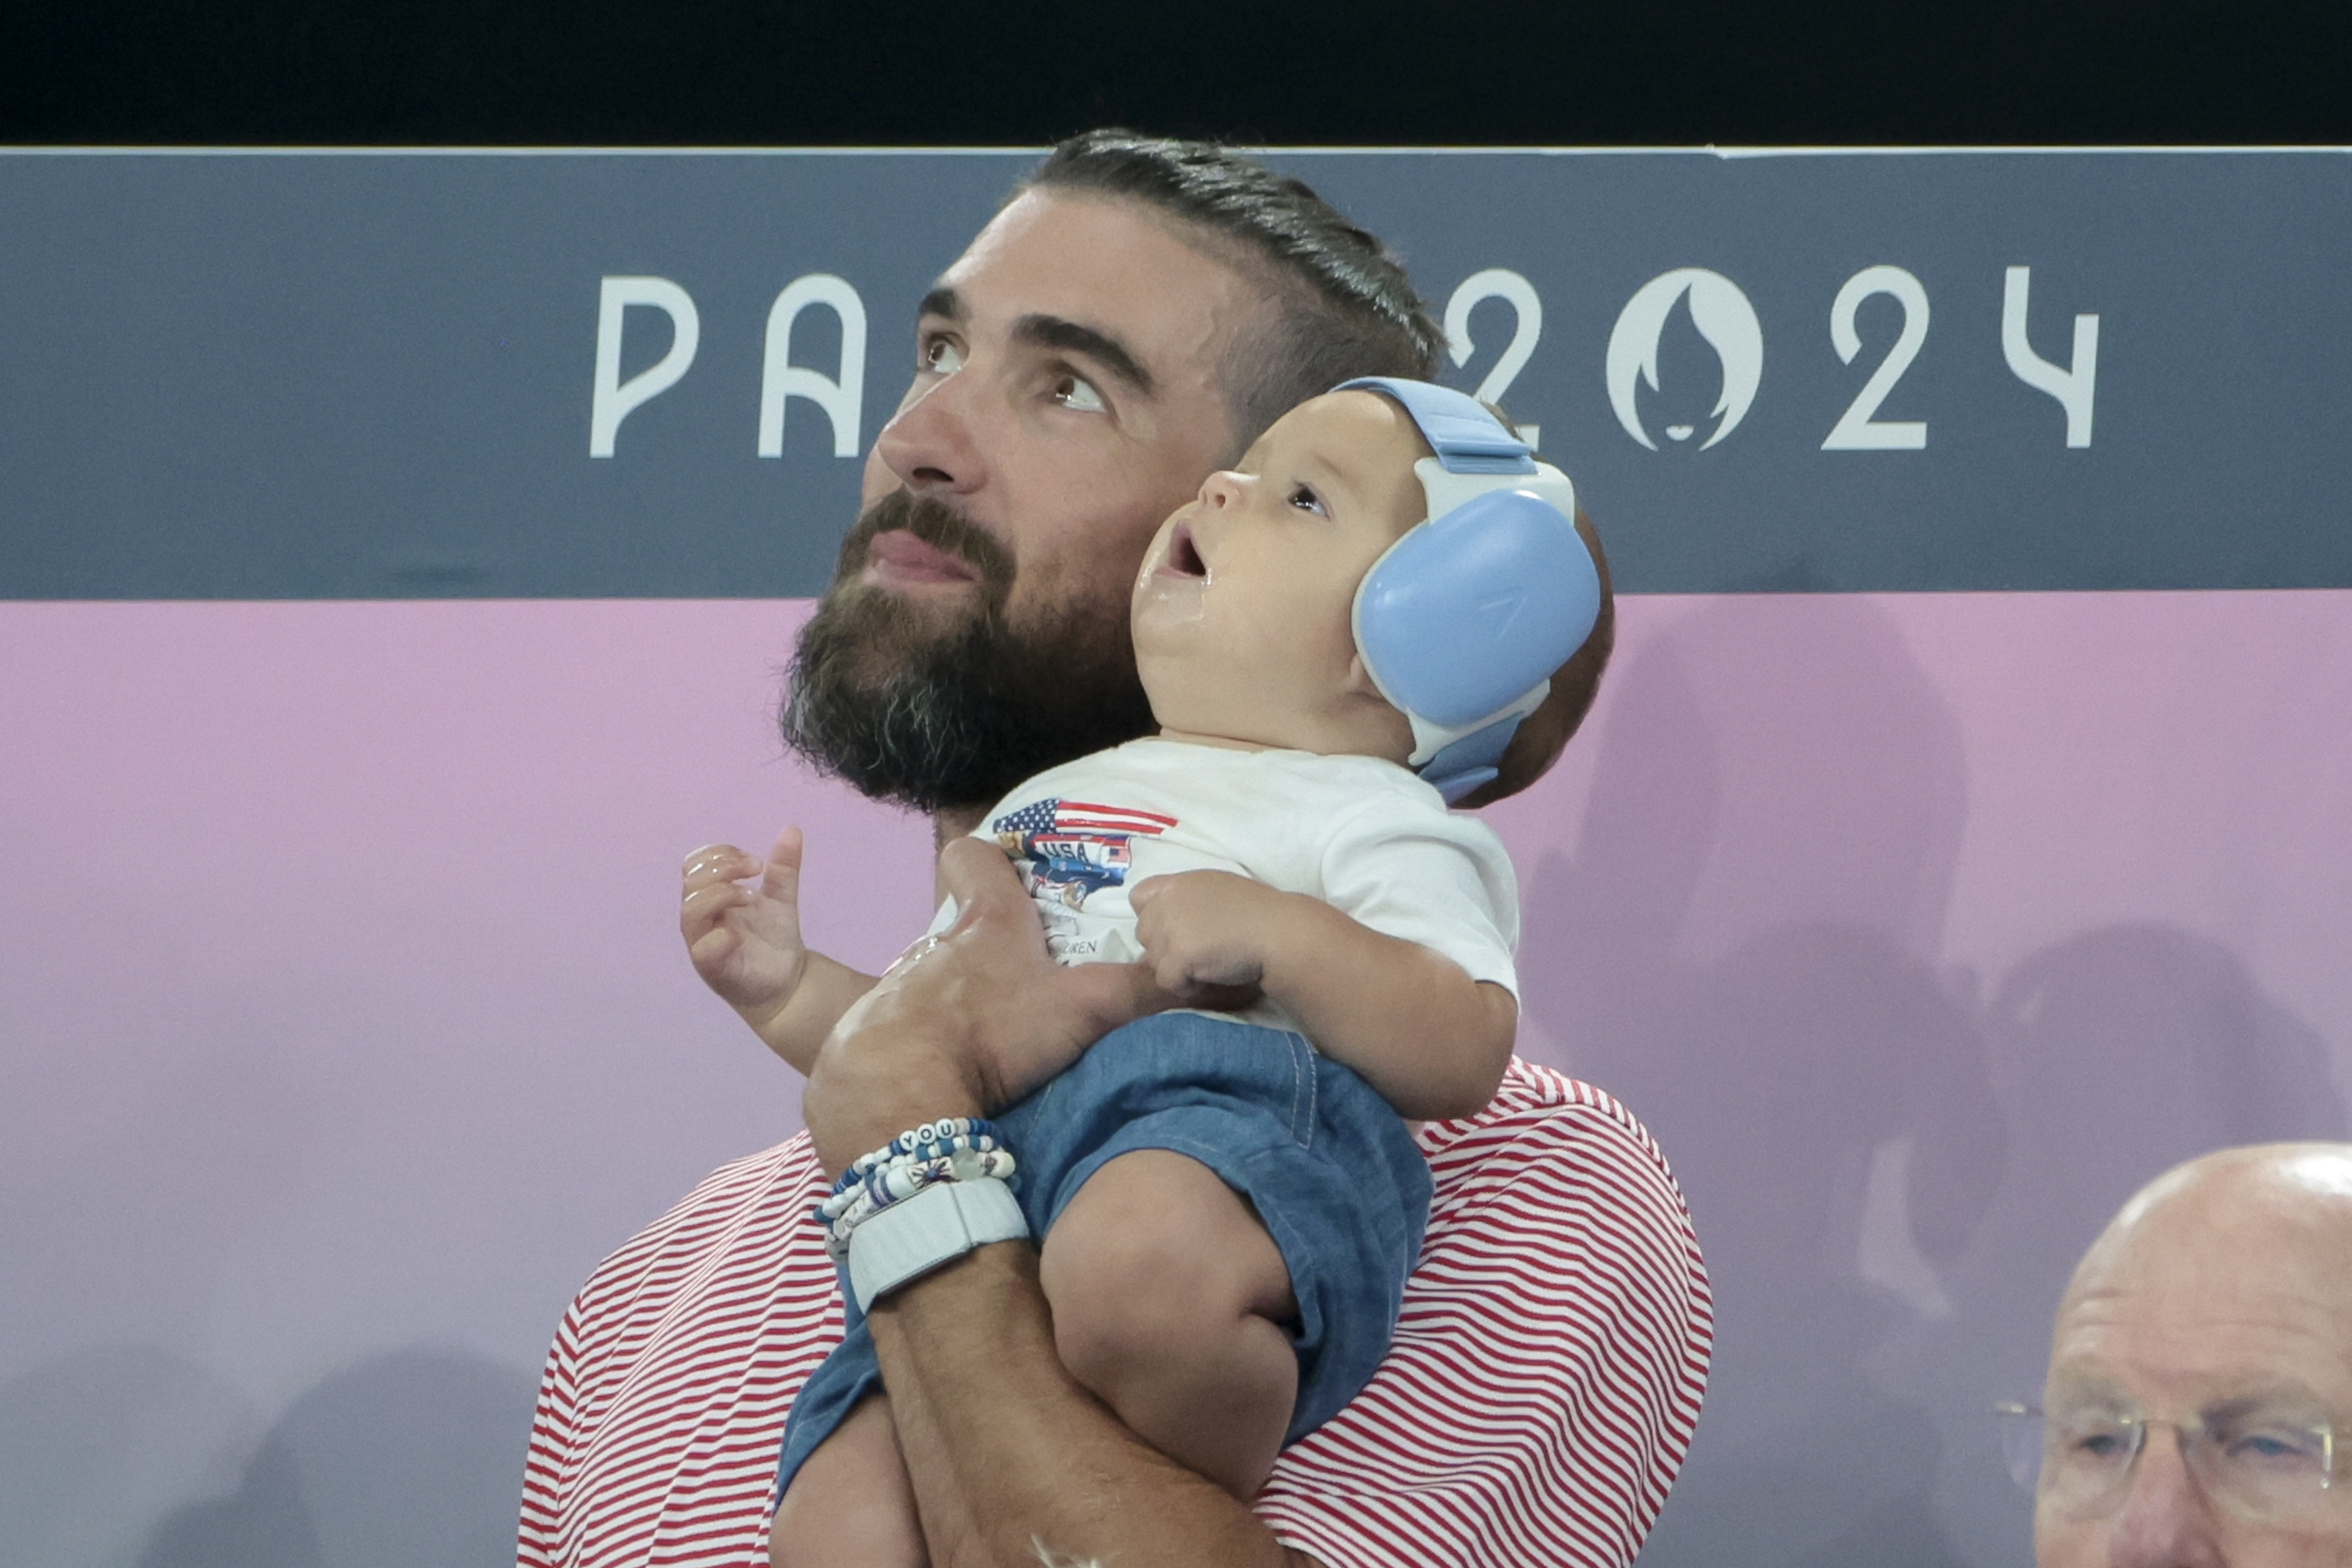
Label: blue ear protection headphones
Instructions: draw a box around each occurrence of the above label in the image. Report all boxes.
[1335,377,1603,804]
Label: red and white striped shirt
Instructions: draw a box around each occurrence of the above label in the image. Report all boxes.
[519,1059,1710,1567]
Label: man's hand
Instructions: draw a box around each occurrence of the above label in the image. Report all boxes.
[800,838,1173,1176]
[809,847,1319,1565]
[680,830,810,1031]
[1128,871,1299,1004]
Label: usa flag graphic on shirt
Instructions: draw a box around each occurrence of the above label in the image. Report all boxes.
[991,797,1175,909]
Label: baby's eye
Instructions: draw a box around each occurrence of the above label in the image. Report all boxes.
[921,336,965,375]
[1052,373,1107,413]
[1287,483,1327,516]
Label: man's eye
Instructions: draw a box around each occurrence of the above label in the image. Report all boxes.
[1287,483,1327,516]
[2053,1418,2135,1464]
[923,338,965,375]
[1053,374,1107,413]
[2221,1426,2329,1470]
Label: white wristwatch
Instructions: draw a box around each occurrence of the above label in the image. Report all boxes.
[846,1178,1030,1313]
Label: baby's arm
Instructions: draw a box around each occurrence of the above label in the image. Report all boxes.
[680,828,878,1075]
[1128,871,1515,1121]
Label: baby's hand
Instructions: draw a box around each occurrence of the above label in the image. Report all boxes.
[1128,870,1290,1005]
[681,829,810,1029]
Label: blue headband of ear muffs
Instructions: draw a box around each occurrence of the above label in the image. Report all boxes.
[1335,376,1603,804]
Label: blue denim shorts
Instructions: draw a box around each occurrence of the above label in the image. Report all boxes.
[774,1010,1432,1497]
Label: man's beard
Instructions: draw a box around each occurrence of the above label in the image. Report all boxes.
[781,489,1157,814]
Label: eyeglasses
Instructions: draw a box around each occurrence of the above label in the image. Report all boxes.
[1996,1399,2336,1523]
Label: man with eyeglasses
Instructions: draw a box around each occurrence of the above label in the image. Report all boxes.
[2005,1144,2352,1567]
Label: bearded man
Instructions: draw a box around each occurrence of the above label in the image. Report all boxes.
[520,132,1710,1568]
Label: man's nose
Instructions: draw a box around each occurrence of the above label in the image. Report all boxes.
[873,371,987,497]
[2104,1429,2226,1568]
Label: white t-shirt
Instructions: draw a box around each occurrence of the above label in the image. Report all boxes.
[960,737,1519,1033]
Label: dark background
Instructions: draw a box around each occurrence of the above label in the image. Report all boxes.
[12,151,2347,600]
[5,0,2349,148]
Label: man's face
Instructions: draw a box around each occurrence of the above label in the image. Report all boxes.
[784,190,1264,814]
[2035,1156,2352,1568]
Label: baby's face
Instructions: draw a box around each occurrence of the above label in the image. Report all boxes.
[1131,389,1429,759]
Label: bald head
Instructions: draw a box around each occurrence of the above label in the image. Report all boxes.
[2067,1144,2352,1320]
[2036,1144,2352,1568]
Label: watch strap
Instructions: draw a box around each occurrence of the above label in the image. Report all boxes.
[846,1176,1029,1312]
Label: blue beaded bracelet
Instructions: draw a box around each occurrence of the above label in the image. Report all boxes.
[815,1117,1018,1260]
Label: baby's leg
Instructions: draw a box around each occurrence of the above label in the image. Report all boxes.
[1038,1148,1299,1499]
[769,1392,927,1568]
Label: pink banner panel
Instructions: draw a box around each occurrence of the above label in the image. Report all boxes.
[4,591,2348,1567]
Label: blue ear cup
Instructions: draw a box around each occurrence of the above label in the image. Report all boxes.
[1334,377,1602,803]
[1355,487,1602,727]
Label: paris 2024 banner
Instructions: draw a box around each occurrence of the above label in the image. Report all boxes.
[4,148,2351,1568]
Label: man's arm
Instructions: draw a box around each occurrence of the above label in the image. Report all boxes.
[800,841,1321,1567]
[873,1247,1319,1568]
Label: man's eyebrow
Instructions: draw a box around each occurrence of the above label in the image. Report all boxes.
[2203,1385,2335,1422]
[917,286,964,322]
[1011,313,1155,396]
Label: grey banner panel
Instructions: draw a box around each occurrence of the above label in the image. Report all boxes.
[3,149,2347,597]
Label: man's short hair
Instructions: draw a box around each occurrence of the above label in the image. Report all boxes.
[1024,131,1445,454]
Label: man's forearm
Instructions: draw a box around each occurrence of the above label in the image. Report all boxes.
[870,1243,1319,1568]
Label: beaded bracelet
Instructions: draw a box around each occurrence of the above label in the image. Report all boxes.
[817,1117,1018,1261]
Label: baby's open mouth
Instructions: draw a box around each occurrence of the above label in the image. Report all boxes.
[1166,522,1208,578]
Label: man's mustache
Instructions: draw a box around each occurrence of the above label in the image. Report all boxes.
[830,489,1017,601]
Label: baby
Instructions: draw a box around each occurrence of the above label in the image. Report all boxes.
[681,379,1602,1566]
